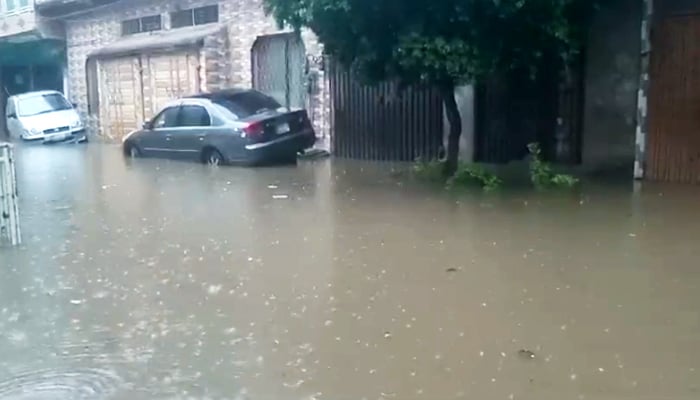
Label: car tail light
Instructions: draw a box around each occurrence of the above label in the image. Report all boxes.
[243,121,264,137]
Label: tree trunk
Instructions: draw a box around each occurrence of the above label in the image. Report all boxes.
[441,83,462,177]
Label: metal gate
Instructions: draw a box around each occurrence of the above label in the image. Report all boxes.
[251,33,306,109]
[474,60,576,164]
[329,63,444,161]
[647,15,700,183]
[0,143,21,246]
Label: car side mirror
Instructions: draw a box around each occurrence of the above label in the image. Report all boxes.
[6,113,16,119]
[72,102,78,109]
[143,121,153,130]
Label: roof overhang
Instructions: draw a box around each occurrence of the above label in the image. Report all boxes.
[87,23,226,60]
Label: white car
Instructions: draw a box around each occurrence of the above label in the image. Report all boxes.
[5,90,86,143]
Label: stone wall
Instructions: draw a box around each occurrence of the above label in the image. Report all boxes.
[64,0,330,144]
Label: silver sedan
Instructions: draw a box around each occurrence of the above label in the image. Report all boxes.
[122,89,316,165]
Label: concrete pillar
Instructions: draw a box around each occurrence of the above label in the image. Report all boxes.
[443,85,475,163]
[0,68,6,140]
[634,0,653,180]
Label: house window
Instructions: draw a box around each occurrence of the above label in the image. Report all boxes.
[3,0,31,13]
[121,15,163,35]
[170,5,219,28]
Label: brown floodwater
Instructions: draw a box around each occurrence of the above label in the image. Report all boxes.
[1,143,699,400]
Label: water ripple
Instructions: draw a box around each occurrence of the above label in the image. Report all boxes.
[0,368,122,399]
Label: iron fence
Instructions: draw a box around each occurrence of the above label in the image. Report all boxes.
[329,62,444,161]
[0,143,21,246]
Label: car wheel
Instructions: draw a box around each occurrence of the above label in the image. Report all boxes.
[203,148,224,166]
[125,143,141,158]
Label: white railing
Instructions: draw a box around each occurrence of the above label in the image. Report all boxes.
[0,143,21,246]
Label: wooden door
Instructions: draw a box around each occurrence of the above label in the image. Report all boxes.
[98,57,145,141]
[648,15,700,183]
[142,52,200,119]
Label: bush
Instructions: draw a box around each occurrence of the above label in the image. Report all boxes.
[413,159,501,191]
[527,143,579,189]
[448,164,502,191]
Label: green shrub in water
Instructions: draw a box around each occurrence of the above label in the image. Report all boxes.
[448,164,502,191]
[413,159,501,191]
[527,143,579,189]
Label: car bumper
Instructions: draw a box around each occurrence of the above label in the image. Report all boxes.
[244,130,316,161]
[41,129,87,143]
[22,128,86,142]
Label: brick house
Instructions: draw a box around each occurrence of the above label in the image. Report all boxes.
[35,0,330,146]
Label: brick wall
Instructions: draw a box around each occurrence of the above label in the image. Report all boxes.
[64,0,330,145]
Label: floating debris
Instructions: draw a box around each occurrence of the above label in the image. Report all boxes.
[208,285,223,295]
[297,148,330,160]
[518,349,536,360]
[446,267,458,273]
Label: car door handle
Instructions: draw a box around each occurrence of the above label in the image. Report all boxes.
[198,136,205,141]
[165,135,172,141]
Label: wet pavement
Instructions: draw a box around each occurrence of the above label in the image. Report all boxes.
[1,143,700,400]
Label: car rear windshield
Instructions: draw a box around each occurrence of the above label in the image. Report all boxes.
[18,93,73,117]
[210,91,281,119]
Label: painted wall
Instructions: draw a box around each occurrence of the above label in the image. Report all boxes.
[581,0,642,172]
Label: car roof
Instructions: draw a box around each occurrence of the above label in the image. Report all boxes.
[185,88,255,100]
[10,90,63,100]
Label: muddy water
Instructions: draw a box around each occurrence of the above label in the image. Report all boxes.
[1,144,699,400]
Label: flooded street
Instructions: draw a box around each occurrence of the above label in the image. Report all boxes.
[1,143,700,400]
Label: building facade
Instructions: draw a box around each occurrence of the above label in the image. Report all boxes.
[36,0,330,145]
[0,0,66,137]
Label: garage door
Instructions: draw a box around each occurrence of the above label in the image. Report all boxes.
[143,52,200,119]
[98,57,145,141]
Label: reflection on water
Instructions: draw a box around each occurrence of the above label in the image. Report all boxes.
[1,143,700,399]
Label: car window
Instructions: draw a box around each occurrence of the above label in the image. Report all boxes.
[152,107,180,129]
[179,105,210,127]
[17,93,73,117]
[211,91,281,119]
